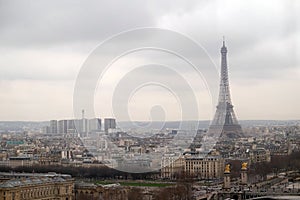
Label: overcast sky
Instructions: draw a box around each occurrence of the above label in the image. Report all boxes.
[0,0,299,121]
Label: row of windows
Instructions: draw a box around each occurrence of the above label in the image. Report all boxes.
[185,164,220,168]
[1,185,72,200]
[19,187,60,199]
[185,161,221,165]
[75,190,127,200]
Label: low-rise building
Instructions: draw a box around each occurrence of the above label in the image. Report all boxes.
[0,172,74,200]
[75,182,127,200]
[249,148,271,163]
[161,154,224,180]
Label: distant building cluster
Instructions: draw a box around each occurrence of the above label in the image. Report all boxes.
[43,117,116,137]
[0,120,298,175]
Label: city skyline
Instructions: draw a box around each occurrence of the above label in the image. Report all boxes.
[0,0,299,121]
[0,1,300,200]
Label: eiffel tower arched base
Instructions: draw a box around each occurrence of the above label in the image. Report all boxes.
[208,124,244,140]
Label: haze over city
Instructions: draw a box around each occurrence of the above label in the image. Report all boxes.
[1,1,300,200]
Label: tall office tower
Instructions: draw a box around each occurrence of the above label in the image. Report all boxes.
[42,126,50,134]
[81,109,88,137]
[49,120,58,134]
[88,118,101,132]
[66,119,77,135]
[58,120,68,134]
[208,39,243,139]
[74,119,81,136]
[104,118,116,133]
[67,119,75,130]
[74,119,88,137]
[81,118,88,137]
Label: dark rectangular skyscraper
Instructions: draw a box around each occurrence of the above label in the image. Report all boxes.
[104,118,116,133]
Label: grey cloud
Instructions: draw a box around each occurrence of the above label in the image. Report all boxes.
[0,0,155,47]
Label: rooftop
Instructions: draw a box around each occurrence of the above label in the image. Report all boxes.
[0,176,68,188]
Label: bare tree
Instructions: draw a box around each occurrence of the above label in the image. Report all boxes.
[127,188,143,200]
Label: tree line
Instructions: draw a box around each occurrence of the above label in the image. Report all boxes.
[0,164,158,180]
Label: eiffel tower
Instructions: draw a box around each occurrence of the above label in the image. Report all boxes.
[208,39,243,139]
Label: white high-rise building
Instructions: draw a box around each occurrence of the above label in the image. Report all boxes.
[88,118,101,132]
[49,120,58,134]
[58,120,68,134]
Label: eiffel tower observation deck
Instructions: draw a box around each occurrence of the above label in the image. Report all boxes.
[209,39,243,139]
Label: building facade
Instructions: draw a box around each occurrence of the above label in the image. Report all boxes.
[161,154,224,180]
[0,173,74,200]
[88,118,101,133]
[249,148,271,163]
[104,118,116,133]
[50,120,58,135]
[75,182,127,200]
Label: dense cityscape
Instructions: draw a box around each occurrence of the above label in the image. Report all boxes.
[0,41,299,200]
[0,117,299,199]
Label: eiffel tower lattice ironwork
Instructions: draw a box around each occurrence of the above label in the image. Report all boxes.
[209,39,243,139]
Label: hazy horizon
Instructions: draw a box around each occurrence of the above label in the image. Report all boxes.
[1,119,299,123]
